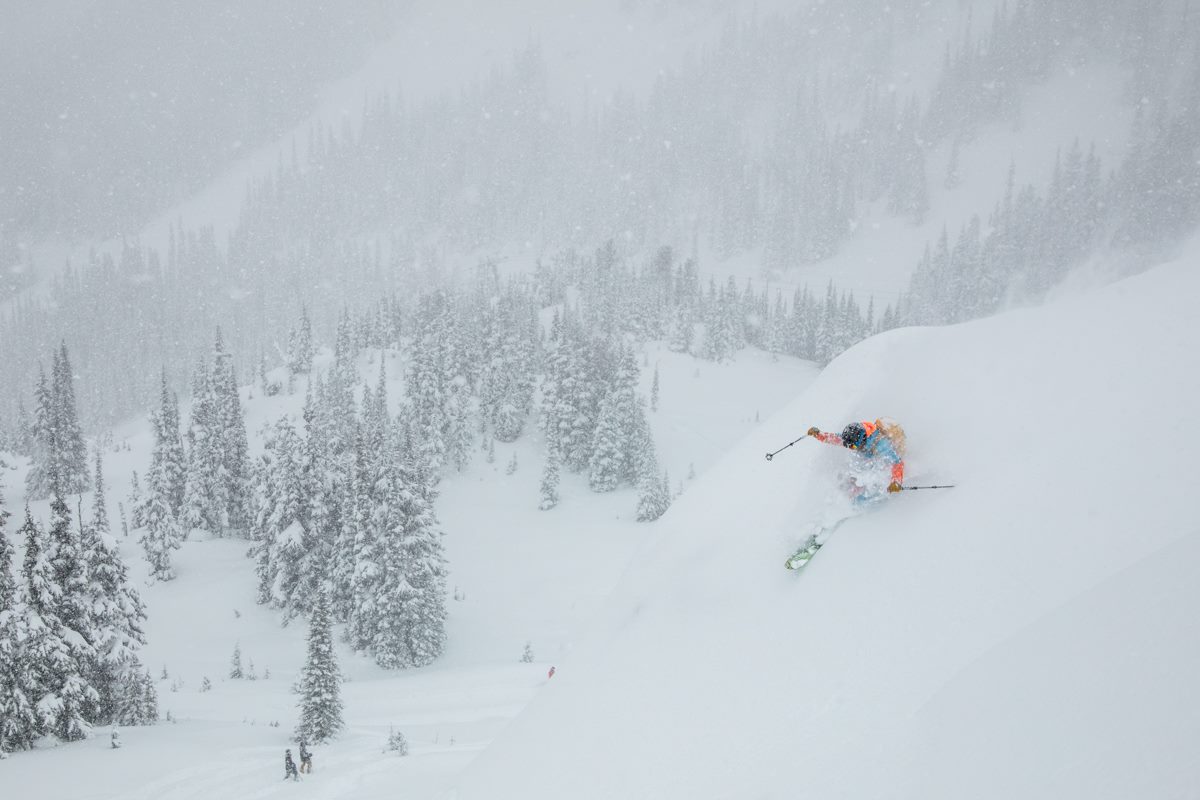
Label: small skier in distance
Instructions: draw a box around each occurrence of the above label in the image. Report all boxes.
[284,749,300,781]
[299,740,313,774]
[807,420,905,500]
[547,666,556,680]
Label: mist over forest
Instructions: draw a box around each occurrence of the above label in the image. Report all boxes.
[2,3,1199,797]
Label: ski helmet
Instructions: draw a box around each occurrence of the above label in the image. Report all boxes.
[841,422,867,449]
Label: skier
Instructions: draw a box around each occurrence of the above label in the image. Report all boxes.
[807,420,905,497]
[284,749,299,781]
[299,741,313,774]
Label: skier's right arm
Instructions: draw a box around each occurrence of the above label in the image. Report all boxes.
[808,427,842,446]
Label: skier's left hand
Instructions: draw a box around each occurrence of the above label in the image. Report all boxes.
[887,481,903,493]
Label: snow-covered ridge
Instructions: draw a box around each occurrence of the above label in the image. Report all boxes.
[448,234,1200,799]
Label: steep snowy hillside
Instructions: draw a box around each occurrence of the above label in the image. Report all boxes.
[449,236,1200,799]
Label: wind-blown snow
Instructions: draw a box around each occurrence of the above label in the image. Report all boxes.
[448,234,1200,799]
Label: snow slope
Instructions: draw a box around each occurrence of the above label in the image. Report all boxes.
[447,236,1200,799]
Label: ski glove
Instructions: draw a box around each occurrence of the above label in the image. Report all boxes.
[887,481,903,493]
[807,426,820,436]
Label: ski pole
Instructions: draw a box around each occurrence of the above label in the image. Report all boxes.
[900,484,956,491]
[765,435,807,461]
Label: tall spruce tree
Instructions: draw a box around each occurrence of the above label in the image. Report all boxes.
[84,451,148,722]
[45,492,99,740]
[154,372,187,519]
[181,358,225,535]
[538,441,561,511]
[25,347,90,500]
[5,507,52,750]
[52,344,89,495]
[24,367,53,499]
[295,585,343,743]
[139,457,182,584]
[0,574,42,752]
[213,330,252,534]
[0,487,42,753]
[588,344,643,492]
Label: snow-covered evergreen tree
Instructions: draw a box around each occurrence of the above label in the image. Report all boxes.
[254,416,314,619]
[139,441,183,585]
[230,642,244,679]
[351,420,448,669]
[39,493,99,741]
[588,344,644,492]
[538,441,561,511]
[25,346,90,500]
[115,663,158,726]
[0,491,44,753]
[154,373,187,520]
[0,487,11,612]
[84,451,148,723]
[24,367,53,500]
[480,292,537,443]
[287,305,315,376]
[212,331,252,534]
[181,359,226,535]
[295,585,343,743]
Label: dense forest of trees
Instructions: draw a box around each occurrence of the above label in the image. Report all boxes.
[0,367,155,754]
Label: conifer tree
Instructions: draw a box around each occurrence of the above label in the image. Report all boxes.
[296,585,343,743]
[140,421,183,585]
[230,642,244,679]
[213,332,252,533]
[255,417,312,616]
[41,493,99,741]
[538,441,561,511]
[0,487,11,612]
[154,373,187,519]
[353,422,448,669]
[84,451,148,721]
[115,662,158,725]
[26,346,91,499]
[24,367,53,499]
[54,345,89,491]
[588,345,643,492]
[182,359,225,535]
[0,598,42,751]
[634,414,671,522]
[288,305,315,376]
[0,490,42,753]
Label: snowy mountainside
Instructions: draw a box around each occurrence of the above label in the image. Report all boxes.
[448,235,1200,799]
[0,343,815,799]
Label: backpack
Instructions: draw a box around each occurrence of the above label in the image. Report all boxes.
[874,417,907,457]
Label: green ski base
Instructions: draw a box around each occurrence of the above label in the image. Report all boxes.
[785,536,822,570]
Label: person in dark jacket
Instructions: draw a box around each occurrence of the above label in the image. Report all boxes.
[284,749,299,781]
